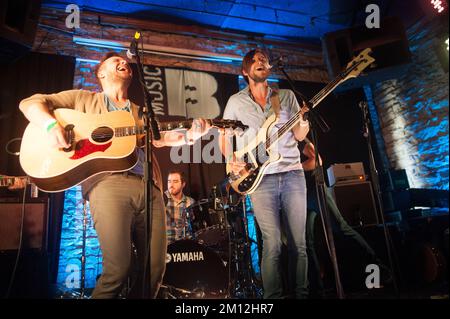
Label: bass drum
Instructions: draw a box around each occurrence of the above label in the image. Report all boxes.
[409,242,447,285]
[162,239,229,298]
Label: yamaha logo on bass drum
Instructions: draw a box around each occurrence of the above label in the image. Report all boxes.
[166,251,205,263]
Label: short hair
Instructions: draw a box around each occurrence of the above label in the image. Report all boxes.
[93,51,127,86]
[241,48,270,84]
[167,170,185,183]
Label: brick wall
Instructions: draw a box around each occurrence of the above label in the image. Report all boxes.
[35,7,328,84]
[370,17,449,190]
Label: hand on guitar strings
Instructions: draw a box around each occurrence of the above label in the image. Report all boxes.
[186,118,211,142]
[300,102,310,121]
[47,122,70,149]
[227,154,246,176]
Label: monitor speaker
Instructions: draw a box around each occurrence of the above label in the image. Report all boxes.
[0,250,49,298]
[332,181,379,227]
[322,16,412,91]
[0,200,49,297]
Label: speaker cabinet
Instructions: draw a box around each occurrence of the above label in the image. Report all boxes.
[322,16,412,91]
[0,250,49,298]
[0,200,48,251]
[332,181,379,227]
[0,199,49,297]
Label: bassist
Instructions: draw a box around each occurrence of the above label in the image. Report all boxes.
[219,49,310,298]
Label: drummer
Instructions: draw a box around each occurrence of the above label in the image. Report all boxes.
[164,170,196,244]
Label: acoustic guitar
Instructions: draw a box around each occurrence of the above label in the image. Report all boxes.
[20,109,246,192]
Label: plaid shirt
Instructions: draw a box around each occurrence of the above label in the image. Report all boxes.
[165,190,195,244]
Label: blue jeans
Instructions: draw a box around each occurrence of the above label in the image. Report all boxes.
[250,170,308,299]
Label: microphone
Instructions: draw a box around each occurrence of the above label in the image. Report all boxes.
[268,56,284,69]
[126,31,141,59]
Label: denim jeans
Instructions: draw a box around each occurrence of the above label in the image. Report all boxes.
[250,170,308,299]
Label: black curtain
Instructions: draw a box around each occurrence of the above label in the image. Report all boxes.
[278,80,383,184]
[0,52,75,286]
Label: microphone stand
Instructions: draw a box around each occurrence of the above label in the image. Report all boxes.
[359,101,400,296]
[130,35,161,299]
[278,63,345,299]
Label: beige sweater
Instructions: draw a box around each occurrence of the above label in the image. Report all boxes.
[19,89,163,198]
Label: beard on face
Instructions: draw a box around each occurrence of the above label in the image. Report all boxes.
[248,69,269,83]
[112,71,132,86]
[169,187,182,197]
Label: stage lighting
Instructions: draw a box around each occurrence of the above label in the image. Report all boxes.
[431,0,447,13]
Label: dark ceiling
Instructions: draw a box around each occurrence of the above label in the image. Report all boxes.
[42,0,431,43]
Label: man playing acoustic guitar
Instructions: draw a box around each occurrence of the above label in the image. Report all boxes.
[19,52,210,299]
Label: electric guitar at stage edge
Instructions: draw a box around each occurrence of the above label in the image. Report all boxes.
[227,48,375,195]
[19,110,247,192]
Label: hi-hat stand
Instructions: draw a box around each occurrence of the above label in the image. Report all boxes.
[226,195,262,299]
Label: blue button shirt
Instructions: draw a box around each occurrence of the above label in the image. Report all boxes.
[223,86,304,174]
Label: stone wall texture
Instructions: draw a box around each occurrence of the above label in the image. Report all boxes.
[370,17,449,190]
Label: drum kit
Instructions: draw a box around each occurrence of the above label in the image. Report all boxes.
[160,184,263,299]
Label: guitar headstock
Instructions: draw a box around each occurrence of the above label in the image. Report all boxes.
[211,119,249,131]
[343,48,376,80]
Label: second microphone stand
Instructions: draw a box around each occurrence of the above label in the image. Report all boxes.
[360,101,400,296]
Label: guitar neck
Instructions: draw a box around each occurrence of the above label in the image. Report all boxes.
[157,119,198,131]
[266,54,373,150]
[114,119,197,137]
[266,63,361,149]
[115,119,239,137]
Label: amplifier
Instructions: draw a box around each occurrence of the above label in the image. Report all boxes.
[327,162,366,186]
[332,181,379,227]
[0,200,48,251]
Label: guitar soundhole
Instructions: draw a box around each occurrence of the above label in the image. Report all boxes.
[91,126,114,143]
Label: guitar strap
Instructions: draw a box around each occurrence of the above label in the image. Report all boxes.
[270,89,281,118]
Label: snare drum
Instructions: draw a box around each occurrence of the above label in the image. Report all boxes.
[163,239,229,298]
